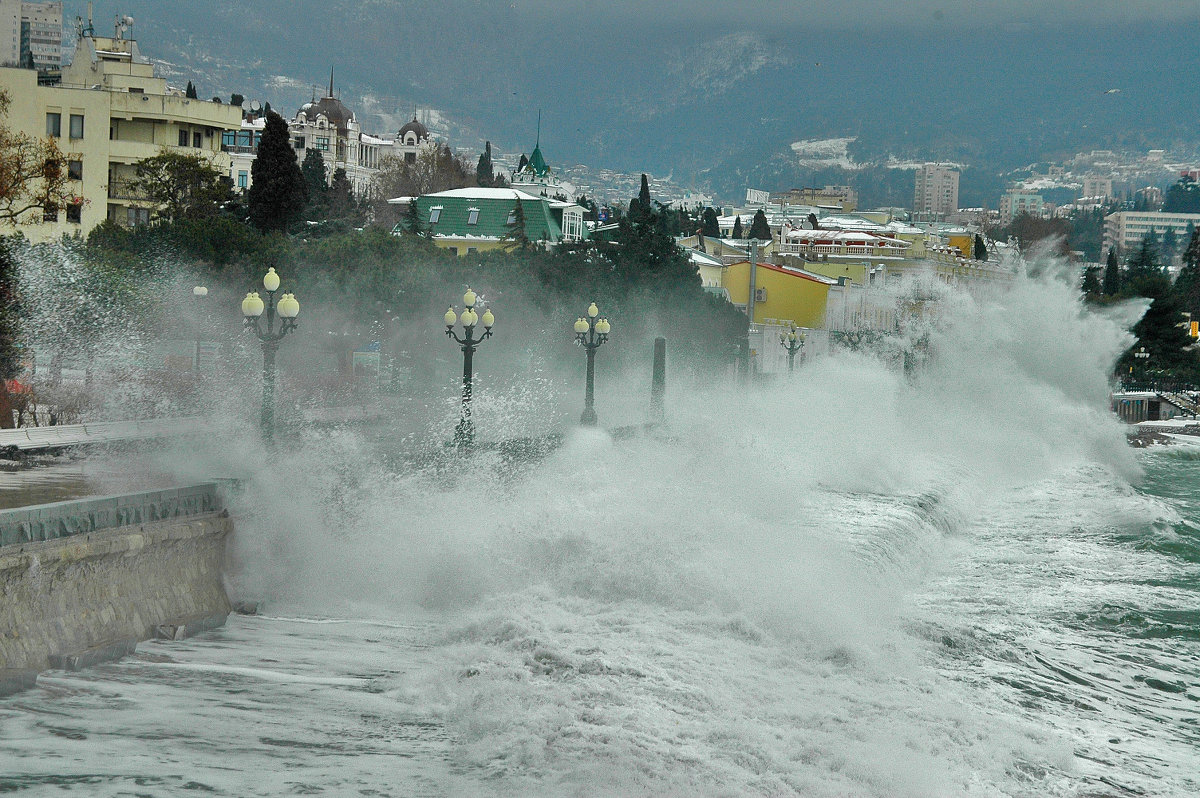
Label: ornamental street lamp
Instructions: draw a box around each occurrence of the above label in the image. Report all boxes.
[444,287,494,448]
[1133,346,1150,386]
[779,325,805,372]
[573,301,611,426]
[241,267,300,444]
[192,285,208,372]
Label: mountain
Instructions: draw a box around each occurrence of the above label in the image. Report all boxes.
[78,2,1200,204]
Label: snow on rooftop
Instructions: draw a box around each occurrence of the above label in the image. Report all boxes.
[428,187,546,201]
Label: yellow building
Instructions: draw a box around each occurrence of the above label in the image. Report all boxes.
[0,23,242,241]
[722,260,835,329]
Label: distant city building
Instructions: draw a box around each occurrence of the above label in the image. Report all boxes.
[1080,176,1113,201]
[769,186,857,213]
[0,0,61,70]
[225,84,436,198]
[0,14,242,241]
[999,190,1045,225]
[913,163,959,217]
[1104,211,1200,255]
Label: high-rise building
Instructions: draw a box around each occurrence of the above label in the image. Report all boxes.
[999,191,1045,225]
[913,163,959,217]
[20,0,62,72]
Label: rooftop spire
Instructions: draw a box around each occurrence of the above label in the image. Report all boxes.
[535,109,541,149]
[328,66,334,98]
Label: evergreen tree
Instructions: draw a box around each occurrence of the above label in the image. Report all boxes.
[300,148,328,216]
[185,81,198,99]
[747,209,771,241]
[1125,234,1167,297]
[1119,283,1197,382]
[247,111,307,233]
[1174,227,1200,316]
[1081,266,1101,297]
[1102,247,1121,296]
[1163,176,1200,213]
[230,93,244,108]
[973,233,988,261]
[1162,226,1179,265]
[502,199,530,250]
[637,174,652,215]
[402,198,425,236]
[476,141,494,187]
[732,215,744,239]
[701,207,720,237]
[327,167,358,222]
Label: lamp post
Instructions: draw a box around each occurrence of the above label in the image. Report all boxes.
[241,267,300,444]
[444,287,494,448]
[779,325,805,372]
[192,285,208,372]
[573,301,611,426]
[1133,346,1150,387]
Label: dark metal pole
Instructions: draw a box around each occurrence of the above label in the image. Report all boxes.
[788,350,796,372]
[650,337,666,423]
[457,341,475,446]
[581,345,597,425]
[261,339,278,444]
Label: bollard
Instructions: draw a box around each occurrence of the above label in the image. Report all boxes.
[650,337,666,424]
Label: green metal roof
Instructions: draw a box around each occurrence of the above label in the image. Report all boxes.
[526,145,550,177]
[404,189,573,242]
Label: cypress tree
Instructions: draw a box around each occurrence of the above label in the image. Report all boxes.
[247,111,307,233]
[185,80,198,99]
[503,200,530,250]
[701,207,720,237]
[327,168,356,221]
[300,148,328,216]
[1081,266,1101,297]
[732,215,744,239]
[637,174,652,215]
[403,199,425,236]
[973,233,988,261]
[476,142,494,187]
[747,209,771,241]
[1102,247,1121,296]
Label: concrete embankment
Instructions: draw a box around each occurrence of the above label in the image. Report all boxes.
[0,485,232,687]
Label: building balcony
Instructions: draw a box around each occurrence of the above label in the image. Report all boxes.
[108,92,242,129]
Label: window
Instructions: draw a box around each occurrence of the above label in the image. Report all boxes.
[67,160,82,180]
[43,203,58,222]
[66,203,82,223]
[428,207,441,224]
[193,131,202,148]
[467,208,479,225]
[221,130,236,149]
[178,128,189,147]
[506,210,517,225]
[293,136,305,149]
[467,247,478,255]
[315,136,330,152]
[126,207,150,226]
[237,170,248,189]
[46,112,60,137]
[69,114,84,139]
[448,247,458,256]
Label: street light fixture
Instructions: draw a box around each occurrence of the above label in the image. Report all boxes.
[444,287,494,448]
[779,324,805,372]
[241,267,300,444]
[574,301,611,426]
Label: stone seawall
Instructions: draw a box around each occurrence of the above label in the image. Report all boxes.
[0,513,232,673]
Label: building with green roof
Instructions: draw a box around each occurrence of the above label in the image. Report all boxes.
[389,187,586,256]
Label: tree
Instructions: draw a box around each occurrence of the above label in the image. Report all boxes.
[129,150,233,223]
[327,167,359,223]
[1102,247,1121,296]
[701,207,720,238]
[1174,227,1200,316]
[230,93,245,109]
[1124,234,1167,298]
[0,241,22,427]
[185,81,198,99]
[369,145,474,228]
[401,198,425,237]
[973,233,988,261]
[747,209,771,241]
[502,199,530,251]
[1163,176,1200,214]
[247,110,307,233]
[1081,266,1101,297]
[0,89,76,226]
[1119,283,1197,383]
[1162,226,1179,266]
[476,141,494,187]
[731,215,744,239]
[300,147,327,216]
[637,174,652,215]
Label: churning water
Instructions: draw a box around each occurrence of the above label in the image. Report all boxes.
[1,269,1198,797]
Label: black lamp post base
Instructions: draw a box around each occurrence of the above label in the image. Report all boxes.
[580,407,598,426]
[453,418,475,448]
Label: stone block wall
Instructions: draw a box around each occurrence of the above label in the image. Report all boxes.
[0,514,232,671]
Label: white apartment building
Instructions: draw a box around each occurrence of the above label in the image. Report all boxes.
[913,163,959,217]
[1103,211,1200,255]
[1081,176,1113,201]
[999,190,1045,225]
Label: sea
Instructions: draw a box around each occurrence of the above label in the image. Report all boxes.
[0,271,1197,797]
